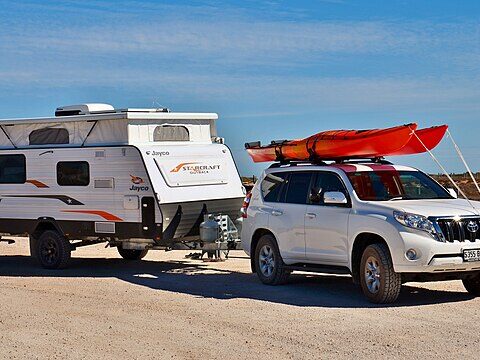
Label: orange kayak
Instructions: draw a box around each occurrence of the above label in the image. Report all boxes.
[245,124,417,162]
[386,125,448,156]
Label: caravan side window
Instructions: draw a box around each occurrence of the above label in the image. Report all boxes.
[0,154,26,184]
[153,125,190,141]
[30,128,69,145]
[57,161,90,186]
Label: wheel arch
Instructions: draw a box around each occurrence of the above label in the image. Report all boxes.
[31,218,64,240]
[350,232,390,284]
[250,228,276,273]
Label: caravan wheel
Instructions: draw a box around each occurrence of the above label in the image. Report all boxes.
[36,230,71,269]
[117,247,149,260]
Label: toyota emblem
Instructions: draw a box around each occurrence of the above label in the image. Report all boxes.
[466,221,479,233]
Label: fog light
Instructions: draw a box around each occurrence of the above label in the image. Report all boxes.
[406,249,417,260]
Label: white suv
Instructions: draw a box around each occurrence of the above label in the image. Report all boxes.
[241,160,480,303]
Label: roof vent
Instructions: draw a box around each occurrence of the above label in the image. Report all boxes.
[55,103,115,117]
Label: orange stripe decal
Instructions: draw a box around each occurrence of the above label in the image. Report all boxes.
[61,210,123,222]
[170,162,198,173]
[26,180,49,188]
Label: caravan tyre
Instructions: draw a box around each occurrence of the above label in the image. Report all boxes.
[117,247,149,260]
[36,231,71,269]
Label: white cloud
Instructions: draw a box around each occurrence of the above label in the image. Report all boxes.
[0,2,479,118]
[0,20,442,59]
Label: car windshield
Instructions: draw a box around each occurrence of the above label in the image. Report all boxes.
[346,170,452,201]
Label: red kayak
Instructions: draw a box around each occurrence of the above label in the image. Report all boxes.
[246,124,417,162]
[245,123,447,162]
[386,125,448,156]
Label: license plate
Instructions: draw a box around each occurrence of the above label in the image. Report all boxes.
[463,249,480,262]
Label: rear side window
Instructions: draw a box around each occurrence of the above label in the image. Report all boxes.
[153,126,190,141]
[0,154,26,184]
[261,172,287,202]
[29,128,69,145]
[57,161,90,186]
[284,172,313,204]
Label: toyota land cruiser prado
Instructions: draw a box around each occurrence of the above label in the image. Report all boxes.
[241,161,480,303]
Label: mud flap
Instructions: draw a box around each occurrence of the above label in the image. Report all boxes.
[162,205,182,241]
[185,204,208,237]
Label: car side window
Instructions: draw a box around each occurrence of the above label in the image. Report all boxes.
[261,172,288,202]
[283,172,313,204]
[310,172,348,205]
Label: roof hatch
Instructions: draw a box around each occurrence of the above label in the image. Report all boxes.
[55,103,115,117]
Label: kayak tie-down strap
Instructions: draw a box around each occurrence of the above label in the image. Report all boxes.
[446,129,480,196]
[410,126,479,216]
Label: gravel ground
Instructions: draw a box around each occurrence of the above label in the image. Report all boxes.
[1,237,479,360]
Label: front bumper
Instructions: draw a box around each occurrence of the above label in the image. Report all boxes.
[393,231,480,273]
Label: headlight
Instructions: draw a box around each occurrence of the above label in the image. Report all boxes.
[393,211,436,234]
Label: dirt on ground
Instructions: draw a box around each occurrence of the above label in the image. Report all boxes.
[433,174,480,200]
[1,238,479,360]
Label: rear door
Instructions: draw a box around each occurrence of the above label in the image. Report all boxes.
[305,171,351,265]
[262,171,313,261]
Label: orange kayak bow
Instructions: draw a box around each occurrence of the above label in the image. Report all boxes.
[386,125,448,156]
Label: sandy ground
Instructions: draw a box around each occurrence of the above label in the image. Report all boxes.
[1,238,479,360]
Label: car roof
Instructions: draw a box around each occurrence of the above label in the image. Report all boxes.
[264,162,417,175]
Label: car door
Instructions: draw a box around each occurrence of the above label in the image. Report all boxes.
[304,171,351,265]
[261,171,312,261]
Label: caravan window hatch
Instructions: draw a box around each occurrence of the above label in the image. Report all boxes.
[0,154,26,184]
[153,125,190,142]
[57,161,90,186]
[29,128,69,145]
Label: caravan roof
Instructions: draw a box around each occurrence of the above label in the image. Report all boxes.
[0,105,218,126]
[0,104,219,148]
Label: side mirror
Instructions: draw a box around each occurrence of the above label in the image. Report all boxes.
[324,191,347,205]
[447,188,458,199]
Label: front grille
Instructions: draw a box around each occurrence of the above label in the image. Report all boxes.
[434,217,480,242]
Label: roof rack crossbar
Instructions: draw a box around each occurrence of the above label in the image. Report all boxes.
[267,157,392,168]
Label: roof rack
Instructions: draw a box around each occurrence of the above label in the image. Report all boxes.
[268,161,325,168]
[267,157,392,169]
[335,157,393,165]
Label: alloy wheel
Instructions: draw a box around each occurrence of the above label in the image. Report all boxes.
[364,256,381,294]
[259,245,275,277]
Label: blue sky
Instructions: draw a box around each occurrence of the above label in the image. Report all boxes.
[1,0,480,176]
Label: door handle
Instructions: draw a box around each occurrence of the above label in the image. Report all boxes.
[305,213,317,219]
[271,210,283,216]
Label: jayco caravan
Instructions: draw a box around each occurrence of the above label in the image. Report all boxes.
[0,104,245,268]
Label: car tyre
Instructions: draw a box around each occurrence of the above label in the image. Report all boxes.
[117,247,149,260]
[36,230,71,269]
[360,243,401,304]
[254,234,290,285]
[462,273,480,296]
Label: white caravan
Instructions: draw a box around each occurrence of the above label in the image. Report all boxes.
[0,104,245,268]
